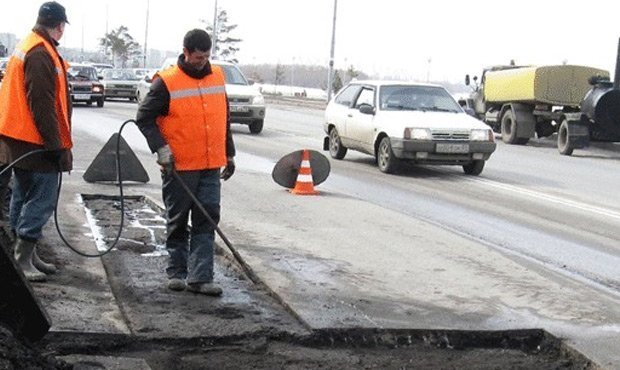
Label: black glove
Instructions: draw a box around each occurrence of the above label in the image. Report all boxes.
[156,145,175,173]
[221,157,235,180]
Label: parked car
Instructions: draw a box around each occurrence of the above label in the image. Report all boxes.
[101,68,140,101]
[139,58,266,133]
[324,81,496,175]
[67,64,105,107]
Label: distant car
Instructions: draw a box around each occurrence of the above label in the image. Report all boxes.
[67,64,105,107]
[101,68,140,101]
[88,62,113,78]
[0,57,9,82]
[140,58,266,133]
[135,70,157,103]
[323,81,496,175]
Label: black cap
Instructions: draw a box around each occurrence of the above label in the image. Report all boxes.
[37,1,69,27]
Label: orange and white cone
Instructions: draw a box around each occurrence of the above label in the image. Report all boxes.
[290,149,319,195]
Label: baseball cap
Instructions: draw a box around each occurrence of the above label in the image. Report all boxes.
[37,2,69,26]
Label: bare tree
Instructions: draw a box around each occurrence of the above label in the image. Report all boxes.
[274,63,286,87]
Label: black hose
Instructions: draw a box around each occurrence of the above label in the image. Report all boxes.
[53,119,135,257]
[3,118,237,260]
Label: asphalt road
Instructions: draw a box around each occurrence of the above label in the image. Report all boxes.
[71,100,620,368]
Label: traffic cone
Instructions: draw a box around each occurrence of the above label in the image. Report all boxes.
[290,149,319,195]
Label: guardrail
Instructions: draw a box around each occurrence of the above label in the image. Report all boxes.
[265,95,327,110]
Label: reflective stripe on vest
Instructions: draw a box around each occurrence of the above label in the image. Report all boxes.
[0,32,71,148]
[156,65,228,171]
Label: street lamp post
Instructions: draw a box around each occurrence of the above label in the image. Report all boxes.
[143,0,150,68]
[326,0,338,102]
[212,0,218,59]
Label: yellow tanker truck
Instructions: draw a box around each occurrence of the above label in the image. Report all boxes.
[464,64,620,155]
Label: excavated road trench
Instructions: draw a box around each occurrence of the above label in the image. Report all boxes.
[1,195,597,369]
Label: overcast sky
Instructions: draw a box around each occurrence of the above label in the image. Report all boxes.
[2,0,620,82]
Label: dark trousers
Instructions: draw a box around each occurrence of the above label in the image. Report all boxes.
[162,169,221,284]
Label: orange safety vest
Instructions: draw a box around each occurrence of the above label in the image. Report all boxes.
[156,65,228,171]
[0,32,72,148]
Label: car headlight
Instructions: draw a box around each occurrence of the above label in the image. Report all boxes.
[92,86,103,93]
[404,128,431,140]
[252,94,265,105]
[470,129,494,141]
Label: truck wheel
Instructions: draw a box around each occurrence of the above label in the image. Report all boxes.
[377,137,400,174]
[97,98,104,108]
[557,119,574,156]
[328,127,347,159]
[463,160,485,175]
[249,119,263,134]
[501,109,529,145]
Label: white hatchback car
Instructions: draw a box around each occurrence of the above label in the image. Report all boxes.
[324,81,496,175]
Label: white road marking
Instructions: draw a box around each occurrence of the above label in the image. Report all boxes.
[466,176,620,221]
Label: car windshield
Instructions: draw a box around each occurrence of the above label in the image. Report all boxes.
[67,66,98,81]
[103,69,139,81]
[379,85,462,113]
[219,65,248,85]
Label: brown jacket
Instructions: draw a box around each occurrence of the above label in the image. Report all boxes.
[0,26,72,172]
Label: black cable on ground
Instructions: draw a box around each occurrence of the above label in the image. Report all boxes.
[53,119,135,257]
[2,118,238,260]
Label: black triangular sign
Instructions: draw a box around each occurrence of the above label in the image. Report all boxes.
[83,133,149,183]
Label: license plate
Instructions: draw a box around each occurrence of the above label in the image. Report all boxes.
[230,105,249,113]
[436,143,469,153]
[74,94,91,100]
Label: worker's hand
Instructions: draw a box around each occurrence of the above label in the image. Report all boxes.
[156,145,174,173]
[221,157,235,181]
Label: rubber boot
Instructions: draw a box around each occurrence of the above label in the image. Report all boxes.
[13,238,46,282]
[32,245,57,275]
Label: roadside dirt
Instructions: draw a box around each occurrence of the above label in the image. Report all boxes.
[0,195,597,369]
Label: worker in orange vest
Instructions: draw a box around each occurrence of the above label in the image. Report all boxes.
[0,2,72,282]
[136,29,235,296]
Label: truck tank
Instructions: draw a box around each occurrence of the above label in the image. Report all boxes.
[484,65,609,106]
[581,39,620,141]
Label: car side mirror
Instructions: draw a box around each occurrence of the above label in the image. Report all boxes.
[359,104,375,115]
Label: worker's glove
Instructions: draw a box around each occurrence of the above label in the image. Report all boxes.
[221,157,235,181]
[156,145,174,173]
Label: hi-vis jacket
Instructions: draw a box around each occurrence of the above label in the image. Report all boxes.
[0,31,72,149]
[155,65,228,171]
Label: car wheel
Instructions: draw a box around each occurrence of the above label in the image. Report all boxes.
[463,160,485,175]
[557,119,574,156]
[97,98,104,108]
[328,127,347,159]
[249,119,264,134]
[377,137,399,174]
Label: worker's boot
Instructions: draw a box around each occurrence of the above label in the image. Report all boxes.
[32,244,57,275]
[13,238,46,282]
